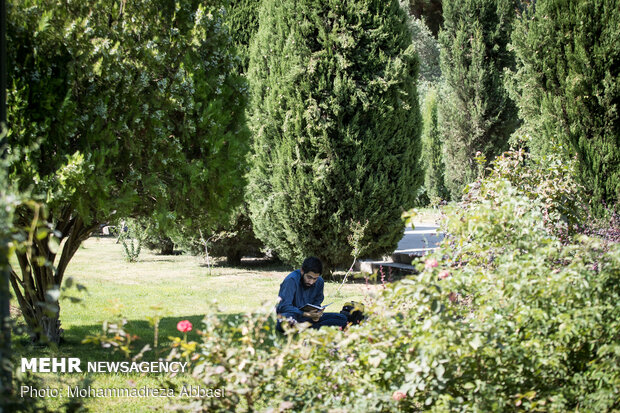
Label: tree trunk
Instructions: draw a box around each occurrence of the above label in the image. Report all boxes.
[1,255,12,395]
[9,210,96,344]
[159,237,175,255]
[226,250,242,266]
[1,0,12,396]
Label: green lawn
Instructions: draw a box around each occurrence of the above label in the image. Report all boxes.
[10,237,376,412]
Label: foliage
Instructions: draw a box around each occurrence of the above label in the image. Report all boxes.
[143,232,175,256]
[203,205,264,265]
[461,144,587,240]
[118,219,150,263]
[400,0,441,101]
[6,0,249,342]
[167,204,264,266]
[438,0,520,199]
[171,305,285,412]
[582,208,620,246]
[0,142,15,399]
[507,0,620,214]
[405,0,443,37]
[223,0,262,73]
[158,229,619,412]
[140,219,176,255]
[420,87,448,205]
[246,0,423,274]
[102,150,619,412]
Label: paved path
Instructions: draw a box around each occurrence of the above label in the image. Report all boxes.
[357,222,444,274]
[395,222,444,256]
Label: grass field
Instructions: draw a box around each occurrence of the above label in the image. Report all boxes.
[10,237,378,412]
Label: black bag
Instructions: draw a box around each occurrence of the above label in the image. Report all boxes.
[340,301,365,325]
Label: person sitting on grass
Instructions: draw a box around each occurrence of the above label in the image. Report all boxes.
[276,257,348,332]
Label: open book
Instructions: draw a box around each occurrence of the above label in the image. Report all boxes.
[300,302,332,312]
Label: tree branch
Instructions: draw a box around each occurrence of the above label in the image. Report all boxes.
[54,217,97,285]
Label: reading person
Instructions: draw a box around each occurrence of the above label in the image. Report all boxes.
[276,257,348,332]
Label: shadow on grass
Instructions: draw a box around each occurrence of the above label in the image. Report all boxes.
[136,258,182,263]
[13,313,281,363]
[199,257,291,273]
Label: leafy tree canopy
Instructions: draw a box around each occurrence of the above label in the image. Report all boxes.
[6,0,249,342]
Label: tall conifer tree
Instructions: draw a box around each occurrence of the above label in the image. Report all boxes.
[247,0,423,273]
[508,0,620,212]
[224,0,262,72]
[438,0,519,199]
[421,88,448,203]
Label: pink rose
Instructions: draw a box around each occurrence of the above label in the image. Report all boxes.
[425,258,439,269]
[438,270,450,280]
[392,391,407,401]
[177,320,193,333]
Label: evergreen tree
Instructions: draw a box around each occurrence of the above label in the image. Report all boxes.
[400,0,441,103]
[508,0,620,212]
[247,0,423,274]
[224,0,262,72]
[438,0,519,199]
[421,88,448,203]
[406,0,443,37]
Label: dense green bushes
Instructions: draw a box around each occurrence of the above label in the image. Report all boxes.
[461,144,586,240]
[223,0,262,72]
[246,0,423,274]
[508,0,620,212]
[438,0,519,199]
[152,149,619,412]
[169,207,618,411]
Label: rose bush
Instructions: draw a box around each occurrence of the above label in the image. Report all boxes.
[90,147,618,412]
[168,234,617,412]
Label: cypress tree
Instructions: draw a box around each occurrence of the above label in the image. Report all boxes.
[508,0,620,212]
[406,0,443,37]
[438,0,519,199]
[400,0,441,103]
[224,0,262,72]
[421,87,448,203]
[247,0,423,274]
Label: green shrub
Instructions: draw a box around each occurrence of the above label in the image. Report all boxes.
[438,0,519,199]
[246,0,423,274]
[400,0,441,102]
[508,0,620,213]
[95,148,619,412]
[223,0,262,73]
[143,232,175,256]
[117,219,149,263]
[168,205,265,265]
[204,206,265,265]
[168,226,618,412]
[459,145,587,242]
